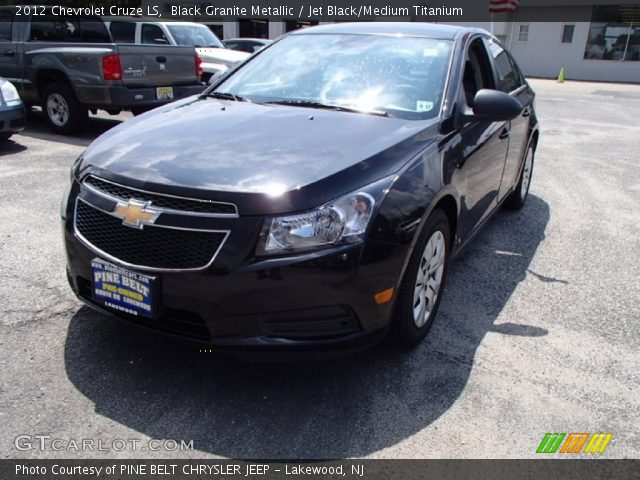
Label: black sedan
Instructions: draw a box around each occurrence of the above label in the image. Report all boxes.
[0,78,26,141]
[62,23,539,353]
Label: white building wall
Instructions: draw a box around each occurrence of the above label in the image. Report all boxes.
[506,8,640,83]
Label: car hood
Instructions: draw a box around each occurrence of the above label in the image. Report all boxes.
[80,97,439,214]
[195,47,250,65]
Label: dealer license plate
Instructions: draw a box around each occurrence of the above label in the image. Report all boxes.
[91,259,155,318]
[156,86,174,100]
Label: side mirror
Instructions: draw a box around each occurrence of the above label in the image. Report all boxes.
[464,89,522,122]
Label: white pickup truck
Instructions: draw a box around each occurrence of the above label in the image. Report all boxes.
[106,20,251,83]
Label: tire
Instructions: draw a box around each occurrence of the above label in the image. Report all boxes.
[506,143,535,210]
[391,209,451,347]
[41,82,87,134]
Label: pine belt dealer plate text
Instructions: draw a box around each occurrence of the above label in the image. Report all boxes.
[91,258,156,318]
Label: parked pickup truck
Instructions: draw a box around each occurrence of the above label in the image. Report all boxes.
[105,19,250,83]
[0,8,205,133]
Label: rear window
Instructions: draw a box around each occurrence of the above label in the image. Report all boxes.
[487,42,523,93]
[110,21,136,43]
[30,15,111,43]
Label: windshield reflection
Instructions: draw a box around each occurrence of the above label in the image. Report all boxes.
[214,33,453,120]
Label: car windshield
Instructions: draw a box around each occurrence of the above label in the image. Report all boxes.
[213,33,453,119]
[167,24,224,48]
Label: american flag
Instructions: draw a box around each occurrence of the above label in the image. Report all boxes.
[489,0,520,13]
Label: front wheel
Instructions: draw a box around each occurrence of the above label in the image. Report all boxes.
[506,144,535,210]
[42,83,87,134]
[391,209,451,347]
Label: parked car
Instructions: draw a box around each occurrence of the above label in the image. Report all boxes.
[0,78,25,141]
[106,20,250,82]
[62,23,539,353]
[0,7,205,133]
[222,38,272,54]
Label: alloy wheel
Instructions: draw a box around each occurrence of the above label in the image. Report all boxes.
[521,147,533,200]
[46,93,70,127]
[413,230,446,328]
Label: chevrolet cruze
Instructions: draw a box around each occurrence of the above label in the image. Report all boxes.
[62,23,539,352]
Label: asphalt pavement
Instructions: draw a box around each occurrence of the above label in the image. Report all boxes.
[0,79,638,459]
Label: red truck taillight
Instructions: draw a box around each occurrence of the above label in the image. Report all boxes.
[102,54,122,81]
[195,54,203,78]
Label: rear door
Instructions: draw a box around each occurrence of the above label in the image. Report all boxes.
[117,44,198,87]
[486,40,534,201]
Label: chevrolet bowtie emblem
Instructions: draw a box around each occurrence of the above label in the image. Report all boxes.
[112,199,161,229]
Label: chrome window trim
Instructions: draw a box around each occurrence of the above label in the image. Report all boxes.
[83,175,239,219]
[73,197,230,273]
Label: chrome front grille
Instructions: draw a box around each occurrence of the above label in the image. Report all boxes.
[74,176,234,271]
[83,175,238,217]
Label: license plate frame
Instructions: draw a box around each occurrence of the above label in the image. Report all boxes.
[91,258,157,319]
[156,86,174,100]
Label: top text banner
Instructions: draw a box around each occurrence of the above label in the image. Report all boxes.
[9,1,640,22]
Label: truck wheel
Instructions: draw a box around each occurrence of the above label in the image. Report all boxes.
[42,83,87,134]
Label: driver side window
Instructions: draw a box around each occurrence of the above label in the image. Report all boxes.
[462,38,494,107]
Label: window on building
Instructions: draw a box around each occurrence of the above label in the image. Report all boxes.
[285,21,319,33]
[110,21,136,43]
[238,19,268,39]
[561,24,575,43]
[141,24,169,44]
[584,5,640,61]
[517,24,529,42]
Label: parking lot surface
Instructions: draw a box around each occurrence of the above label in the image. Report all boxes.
[0,79,638,459]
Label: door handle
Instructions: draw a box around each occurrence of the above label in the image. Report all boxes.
[499,129,510,140]
[156,56,167,63]
[2,50,15,57]
[522,108,531,118]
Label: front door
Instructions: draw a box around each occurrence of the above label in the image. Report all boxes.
[455,37,510,241]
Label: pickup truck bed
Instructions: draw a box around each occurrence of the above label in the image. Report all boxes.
[0,8,205,133]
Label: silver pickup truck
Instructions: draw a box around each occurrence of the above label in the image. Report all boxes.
[105,19,251,83]
[0,8,205,133]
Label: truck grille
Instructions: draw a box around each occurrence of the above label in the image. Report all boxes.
[84,176,237,216]
[75,200,227,270]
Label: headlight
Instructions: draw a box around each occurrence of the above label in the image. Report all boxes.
[0,81,22,107]
[61,156,83,219]
[257,176,394,256]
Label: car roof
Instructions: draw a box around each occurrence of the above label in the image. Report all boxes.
[289,22,481,40]
[224,38,272,43]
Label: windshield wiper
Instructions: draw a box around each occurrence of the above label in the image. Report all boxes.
[203,91,251,102]
[266,100,388,117]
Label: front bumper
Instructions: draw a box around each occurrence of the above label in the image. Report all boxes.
[0,103,26,134]
[63,209,398,353]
